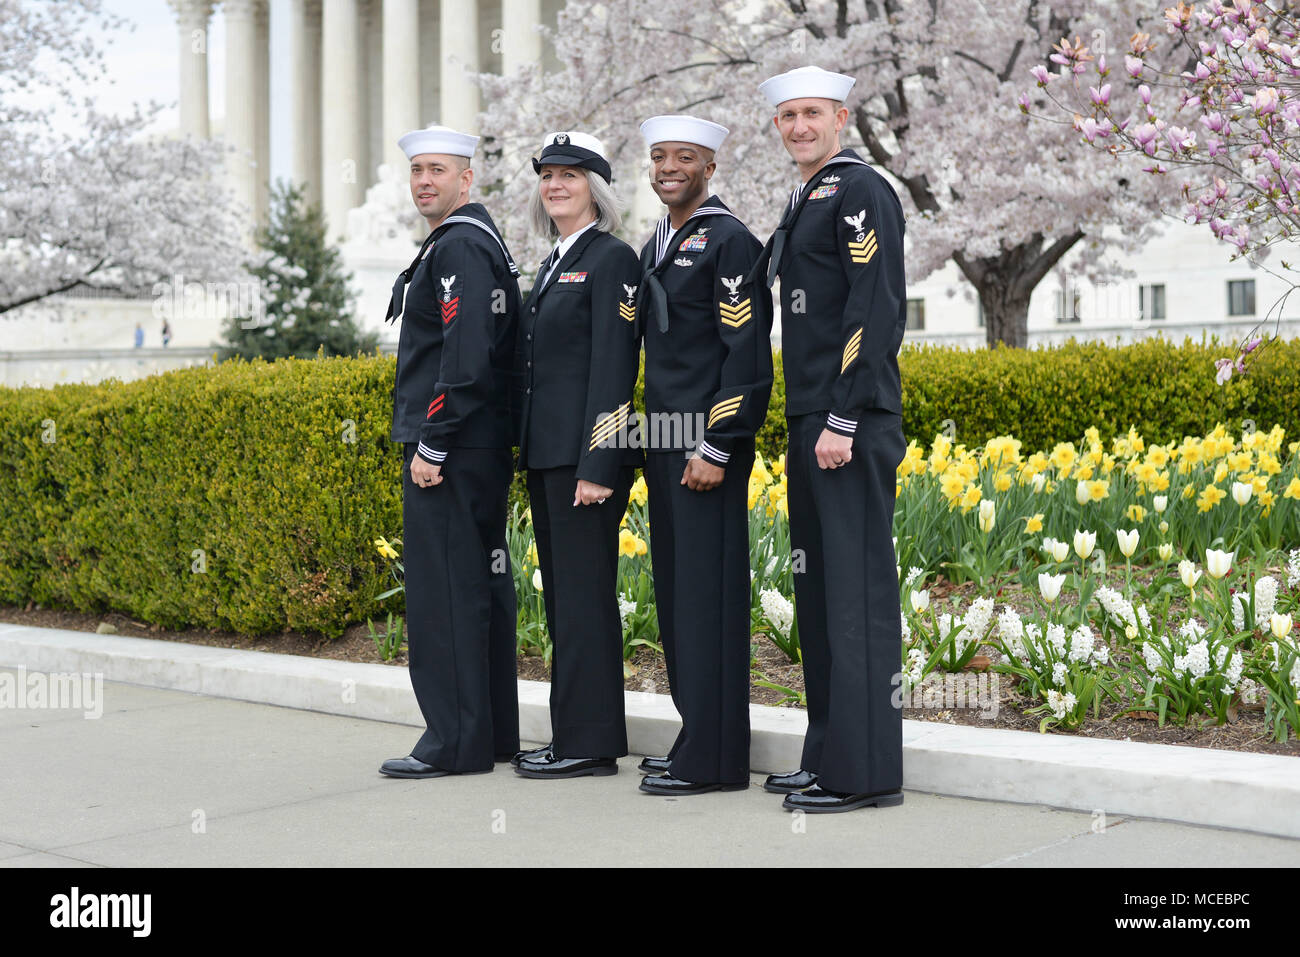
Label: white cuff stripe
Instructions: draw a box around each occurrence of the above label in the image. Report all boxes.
[699,441,730,464]
[827,414,858,433]
[417,442,447,463]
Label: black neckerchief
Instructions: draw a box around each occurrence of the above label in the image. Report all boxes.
[638,196,743,333]
[750,151,871,289]
[384,205,519,325]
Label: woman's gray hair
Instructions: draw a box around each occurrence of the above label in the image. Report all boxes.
[528,166,623,239]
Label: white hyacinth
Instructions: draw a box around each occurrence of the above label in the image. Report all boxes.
[905,647,925,684]
[1254,576,1279,629]
[903,566,925,589]
[1064,691,1078,712]
[1231,593,1247,633]
[1068,625,1096,663]
[1291,658,1300,692]
[1179,618,1207,642]
[760,588,794,639]
[1142,642,1163,672]
[900,615,911,643]
[1047,689,1067,720]
[1137,605,1151,630]
[1239,677,1262,705]
[1184,639,1211,679]
[1052,661,1067,686]
[1224,650,1243,692]
[1287,549,1300,588]
[964,597,995,642]
[1046,623,1067,657]
[1095,585,1138,629]
[618,596,637,631]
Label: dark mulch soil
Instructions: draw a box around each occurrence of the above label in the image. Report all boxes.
[3,602,1297,757]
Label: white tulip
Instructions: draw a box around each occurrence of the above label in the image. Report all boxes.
[1073,529,1096,560]
[1205,549,1234,580]
[1038,572,1067,603]
[1031,472,1046,493]
[1271,613,1293,640]
[1075,481,1091,505]
[1157,543,1173,561]
[1116,528,1140,558]
[532,568,544,591]
[1050,539,1070,562]
[978,499,996,533]
[1179,559,1202,589]
[1153,495,1168,513]
[1232,482,1252,506]
[910,590,930,613]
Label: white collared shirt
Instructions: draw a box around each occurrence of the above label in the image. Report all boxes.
[543,219,597,285]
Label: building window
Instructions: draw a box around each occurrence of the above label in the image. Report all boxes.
[1055,288,1081,323]
[906,298,925,331]
[1139,284,1166,321]
[1227,280,1255,316]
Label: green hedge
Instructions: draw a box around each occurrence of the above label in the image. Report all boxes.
[1,334,1295,636]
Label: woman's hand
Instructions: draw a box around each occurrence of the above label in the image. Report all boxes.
[574,479,614,506]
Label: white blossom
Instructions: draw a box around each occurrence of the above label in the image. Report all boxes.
[760,588,794,639]
[1068,625,1096,663]
[1254,576,1279,629]
[1287,549,1300,588]
[1052,661,1067,686]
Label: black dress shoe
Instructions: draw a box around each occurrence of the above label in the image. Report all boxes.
[639,773,748,795]
[509,743,552,768]
[781,785,904,813]
[638,755,671,774]
[763,768,818,794]
[379,755,453,778]
[514,753,618,778]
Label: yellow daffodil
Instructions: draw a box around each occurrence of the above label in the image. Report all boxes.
[959,484,982,512]
[629,475,649,506]
[1126,504,1146,523]
[618,528,639,558]
[1283,477,1300,500]
[1023,513,1044,534]
[374,537,399,560]
[994,471,1012,492]
[1196,484,1226,512]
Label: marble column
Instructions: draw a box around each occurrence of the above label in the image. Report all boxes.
[501,0,541,76]
[222,0,260,230]
[440,0,480,133]
[288,0,323,207]
[170,0,212,139]
[321,0,363,241]
[254,0,271,222]
[383,0,421,173]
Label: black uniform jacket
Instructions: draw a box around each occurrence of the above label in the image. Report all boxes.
[637,195,773,469]
[515,226,643,489]
[757,148,907,437]
[388,202,522,464]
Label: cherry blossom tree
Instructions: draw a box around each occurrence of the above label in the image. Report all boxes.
[1023,0,1299,379]
[0,0,247,317]
[475,0,1170,347]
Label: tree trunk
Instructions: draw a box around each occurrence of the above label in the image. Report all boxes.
[976,280,1033,349]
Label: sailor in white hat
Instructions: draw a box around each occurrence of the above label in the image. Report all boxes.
[631,114,773,797]
[381,124,524,779]
[752,69,912,813]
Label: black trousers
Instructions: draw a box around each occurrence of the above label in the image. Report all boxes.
[528,465,634,758]
[786,412,906,795]
[645,445,754,785]
[402,443,519,771]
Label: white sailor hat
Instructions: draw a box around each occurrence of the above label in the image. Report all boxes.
[532,131,612,183]
[398,125,480,160]
[639,115,729,152]
[758,66,856,108]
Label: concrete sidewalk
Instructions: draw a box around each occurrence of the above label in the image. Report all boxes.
[1,668,1296,867]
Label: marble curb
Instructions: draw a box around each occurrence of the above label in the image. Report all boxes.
[1,623,1297,838]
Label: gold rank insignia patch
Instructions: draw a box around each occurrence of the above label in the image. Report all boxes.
[707,395,742,428]
[841,328,863,372]
[589,402,630,450]
[718,297,752,328]
[847,228,878,265]
[619,302,635,322]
